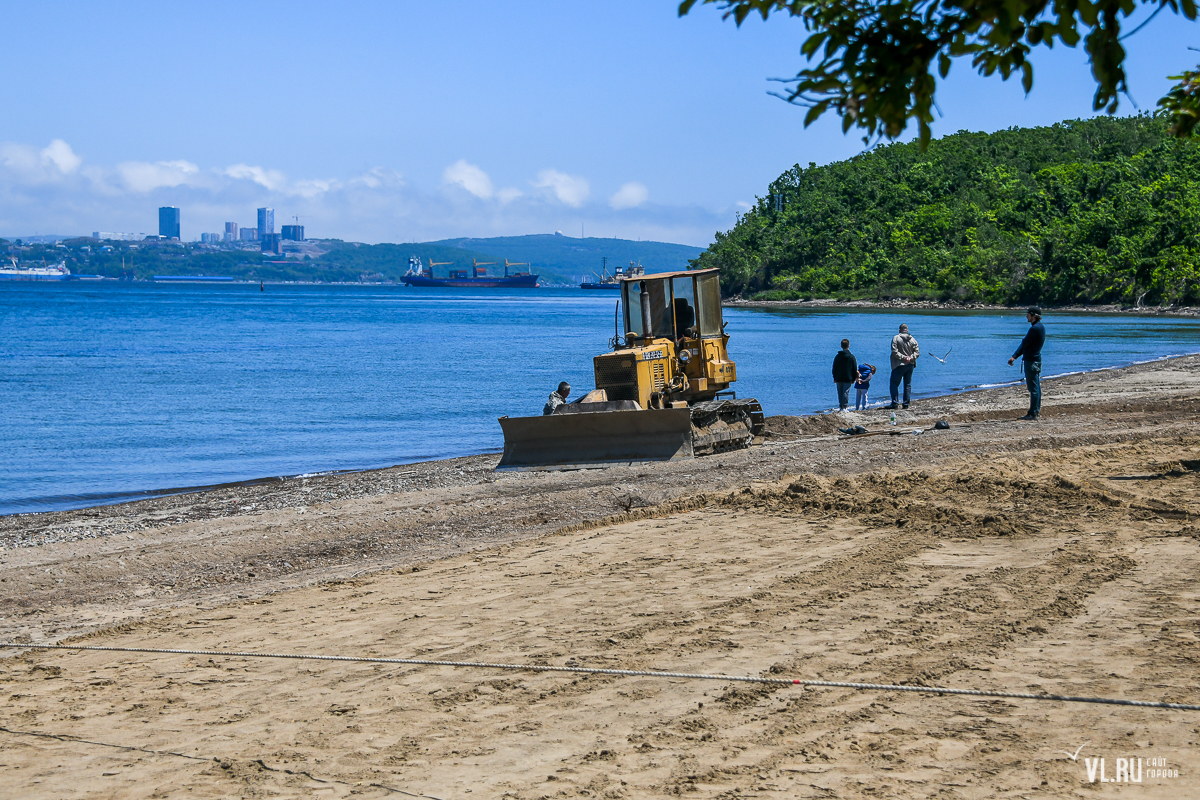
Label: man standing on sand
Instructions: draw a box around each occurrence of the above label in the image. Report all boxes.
[887,323,920,409]
[543,381,571,415]
[1008,307,1046,420]
[832,338,858,411]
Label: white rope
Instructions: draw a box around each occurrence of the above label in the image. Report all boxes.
[4,642,1198,711]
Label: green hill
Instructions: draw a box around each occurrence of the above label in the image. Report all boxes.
[20,239,506,283]
[429,234,705,284]
[692,114,1200,307]
[22,235,705,285]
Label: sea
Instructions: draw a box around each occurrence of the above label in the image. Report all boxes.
[4,281,1200,515]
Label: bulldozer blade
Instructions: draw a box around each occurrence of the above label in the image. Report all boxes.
[496,408,695,471]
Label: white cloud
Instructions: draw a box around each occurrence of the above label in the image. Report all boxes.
[41,140,82,174]
[534,169,589,207]
[289,178,338,199]
[224,163,287,192]
[350,167,404,190]
[443,159,493,199]
[609,181,648,210]
[0,139,730,246]
[117,159,200,192]
[0,139,83,184]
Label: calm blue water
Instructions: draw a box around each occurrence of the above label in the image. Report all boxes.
[3,282,1200,515]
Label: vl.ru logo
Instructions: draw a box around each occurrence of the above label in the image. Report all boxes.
[1081,756,1179,783]
[1085,757,1143,783]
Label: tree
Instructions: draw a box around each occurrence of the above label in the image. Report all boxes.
[678,0,1198,145]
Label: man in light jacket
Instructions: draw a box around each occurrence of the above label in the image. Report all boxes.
[887,324,920,409]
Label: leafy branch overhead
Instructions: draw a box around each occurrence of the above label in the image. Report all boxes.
[678,0,1199,144]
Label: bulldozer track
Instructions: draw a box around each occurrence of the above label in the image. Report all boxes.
[689,399,759,457]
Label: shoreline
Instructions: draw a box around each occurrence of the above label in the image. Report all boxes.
[7,350,1199,519]
[725,296,1200,316]
[4,352,1200,796]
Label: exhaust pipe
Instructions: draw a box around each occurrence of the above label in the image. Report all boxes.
[640,281,652,338]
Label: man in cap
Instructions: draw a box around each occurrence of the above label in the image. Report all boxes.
[1008,307,1046,420]
[543,381,571,415]
[887,323,920,410]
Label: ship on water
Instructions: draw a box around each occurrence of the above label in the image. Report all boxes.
[0,257,71,281]
[580,260,644,289]
[401,257,539,288]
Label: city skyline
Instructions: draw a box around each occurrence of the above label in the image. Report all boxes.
[1,1,1195,247]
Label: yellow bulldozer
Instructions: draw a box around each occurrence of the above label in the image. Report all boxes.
[496,267,764,470]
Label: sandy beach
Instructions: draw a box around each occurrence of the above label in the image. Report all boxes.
[3,355,1200,798]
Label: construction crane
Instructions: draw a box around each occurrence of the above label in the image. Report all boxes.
[504,259,531,276]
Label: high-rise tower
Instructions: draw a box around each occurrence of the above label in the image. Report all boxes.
[158,207,181,239]
[257,208,274,237]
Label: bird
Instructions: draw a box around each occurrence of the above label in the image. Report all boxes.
[1058,742,1089,761]
[930,347,952,364]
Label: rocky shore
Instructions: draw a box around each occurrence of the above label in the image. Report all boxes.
[725,296,1200,315]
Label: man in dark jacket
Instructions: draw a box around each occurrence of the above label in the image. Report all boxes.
[832,338,857,410]
[1008,307,1046,420]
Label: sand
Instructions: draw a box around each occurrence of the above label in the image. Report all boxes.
[3,355,1200,798]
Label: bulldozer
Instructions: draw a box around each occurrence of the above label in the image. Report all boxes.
[496,267,764,470]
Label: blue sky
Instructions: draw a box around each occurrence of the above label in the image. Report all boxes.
[2,1,1195,246]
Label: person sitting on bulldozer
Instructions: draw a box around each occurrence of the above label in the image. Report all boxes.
[673,297,696,339]
[542,382,571,415]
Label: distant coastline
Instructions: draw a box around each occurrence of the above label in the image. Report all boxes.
[724,297,1200,317]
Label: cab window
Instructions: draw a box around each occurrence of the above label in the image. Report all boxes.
[623,279,673,338]
[697,273,723,337]
[671,277,697,338]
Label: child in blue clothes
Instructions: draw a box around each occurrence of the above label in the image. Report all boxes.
[854,363,876,410]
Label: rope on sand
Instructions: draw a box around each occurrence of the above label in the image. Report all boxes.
[4,642,1199,711]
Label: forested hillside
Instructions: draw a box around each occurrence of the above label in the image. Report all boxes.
[692,114,1200,306]
[431,234,704,281]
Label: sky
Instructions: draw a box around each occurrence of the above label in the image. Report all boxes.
[2,0,1196,247]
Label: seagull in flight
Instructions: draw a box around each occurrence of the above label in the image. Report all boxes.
[930,347,952,364]
[1058,742,1089,761]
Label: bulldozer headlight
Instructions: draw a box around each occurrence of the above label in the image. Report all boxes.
[678,349,691,364]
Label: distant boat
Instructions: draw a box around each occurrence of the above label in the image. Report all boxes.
[581,260,643,289]
[401,256,539,288]
[0,257,70,281]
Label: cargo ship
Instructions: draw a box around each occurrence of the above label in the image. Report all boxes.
[580,260,643,289]
[0,258,71,281]
[401,257,539,288]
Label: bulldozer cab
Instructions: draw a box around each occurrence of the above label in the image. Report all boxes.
[621,268,723,342]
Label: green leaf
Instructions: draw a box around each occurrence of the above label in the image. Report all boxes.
[939,52,952,78]
[1021,61,1034,94]
[802,31,829,57]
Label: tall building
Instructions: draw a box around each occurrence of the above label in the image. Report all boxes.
[224,222,239,242]
[281,224,304,241]
[260,233,280,254]
[158,207,181,240]
[257,207,274,237]
[240,227,258,241]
